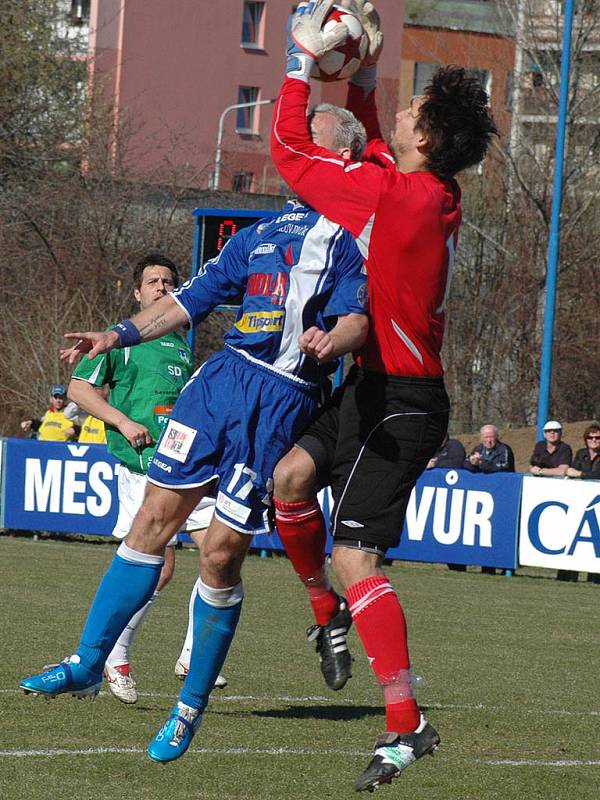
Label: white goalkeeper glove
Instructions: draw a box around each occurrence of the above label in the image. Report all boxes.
[340,0,383,66]
[286,0,349,83]
[339,0,383,92]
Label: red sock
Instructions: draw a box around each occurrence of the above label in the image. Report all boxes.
[346,576,420,733]
[274,497,339,625]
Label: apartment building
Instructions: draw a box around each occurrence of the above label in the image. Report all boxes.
[79,0,403,193]
[61,0,515,192]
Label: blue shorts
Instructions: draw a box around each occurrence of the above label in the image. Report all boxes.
[148,348,319,534]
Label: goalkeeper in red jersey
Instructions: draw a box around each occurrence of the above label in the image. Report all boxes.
[271,0,498,792]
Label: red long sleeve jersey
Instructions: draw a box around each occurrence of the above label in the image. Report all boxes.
[271,78,462,378]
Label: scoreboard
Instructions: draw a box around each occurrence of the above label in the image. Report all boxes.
[192,207,279,276]
[189,207,279,343]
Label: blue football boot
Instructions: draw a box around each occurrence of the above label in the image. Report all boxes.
[20,655,102,700]
[147,702,202,763]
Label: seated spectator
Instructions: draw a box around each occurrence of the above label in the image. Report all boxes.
[20,385,77,442]
[464,424,515,473]
[464,424,514,575]
[427,433,468,572]
[529,420,572,477]
[559,422,600,583]
[566,422,600,480]
[426,433,466,470]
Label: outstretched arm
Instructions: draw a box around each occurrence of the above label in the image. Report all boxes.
[299,313,368,362]
[61,294,187,365]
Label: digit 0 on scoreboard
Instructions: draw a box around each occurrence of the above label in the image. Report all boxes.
[216,219,237,254]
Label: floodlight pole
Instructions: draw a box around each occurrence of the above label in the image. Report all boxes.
[536,0,575,439]
[212,99,275,190]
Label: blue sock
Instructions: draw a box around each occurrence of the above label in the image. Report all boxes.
[76,542,163,675]
[179,578,243,710]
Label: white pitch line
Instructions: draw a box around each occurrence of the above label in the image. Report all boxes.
[425,701,600,718]
[481,759,600,767]
[0,747,144,758]
[0,745,368,759]
[2,748,600,768]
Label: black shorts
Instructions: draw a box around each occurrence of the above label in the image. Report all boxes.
[297,366,450,551]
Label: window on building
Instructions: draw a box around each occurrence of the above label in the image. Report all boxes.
[413,62,439,96]
[232,171,255,192]
[236,86,259,134]
[579,53,600,90]
[414,64,491,101]
[242,1,265,48]
[505,70,514,112]
[466,68,491,95]
[527,53,561,90]
[68,0,90,25]
[526,62,545,89]
[467,68,492,148]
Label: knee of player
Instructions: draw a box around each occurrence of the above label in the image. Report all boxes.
[331,544,382,589]
[130,501,171,545]
[201,540,239,582]
[273,448,316,501]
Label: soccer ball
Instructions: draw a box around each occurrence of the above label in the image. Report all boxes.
[311,5,367,83]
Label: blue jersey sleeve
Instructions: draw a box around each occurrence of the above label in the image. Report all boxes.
[172,227,252,323]
[322,231,368,319]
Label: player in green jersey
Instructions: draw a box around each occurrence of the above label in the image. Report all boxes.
[68,254,221,703]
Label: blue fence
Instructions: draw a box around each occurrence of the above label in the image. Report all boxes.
[1,439,119,535]
[2,437,599,575]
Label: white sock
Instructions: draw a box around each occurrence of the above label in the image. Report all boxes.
[106,590,160,667]
[177,579,200,666]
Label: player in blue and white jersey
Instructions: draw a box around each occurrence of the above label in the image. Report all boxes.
[172,200,368,391]
[20,104,369,766]
[145,201,368,536]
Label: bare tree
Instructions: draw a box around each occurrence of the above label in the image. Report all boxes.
[0,1,284,434]
[442,1,600,430]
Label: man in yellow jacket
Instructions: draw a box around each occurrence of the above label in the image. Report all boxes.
[77,414,106,443]
[20,385,77,442]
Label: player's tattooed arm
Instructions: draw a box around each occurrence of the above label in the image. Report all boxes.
[137,311,169,338]
[128,295,187,342]
[61,295,188,364]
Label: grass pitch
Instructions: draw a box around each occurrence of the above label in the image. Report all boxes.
[1,534,599,800]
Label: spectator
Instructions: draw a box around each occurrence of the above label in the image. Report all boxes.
[427,433,468,572]
[464,424,514,575]
[426,433,466,469]
[20,385,77,441]
[561,422,600,584]
[77,413,106,444]
[529,420,572,477]
[464,424,515,473]
[566,422,600,480]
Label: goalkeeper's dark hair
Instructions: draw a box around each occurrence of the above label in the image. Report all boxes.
[416,65,499,179]
[310,103,367,161]
[133,253,180,289]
